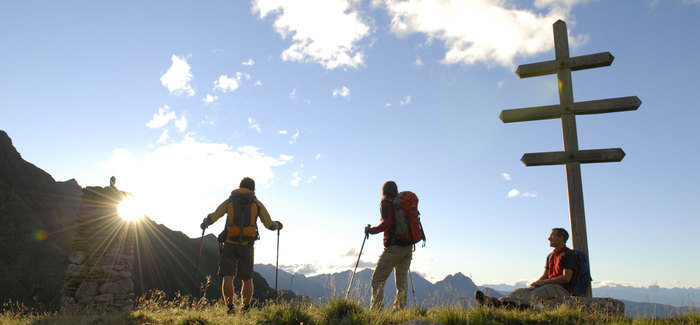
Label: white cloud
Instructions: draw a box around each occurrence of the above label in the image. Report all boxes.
[175,115,187,133]
[160,55,195,96]
[501,173,511,181]
[254,80,263,87]
[201,115,215,126]
[99,135,291,238]
[400,95,412,105]
[307,175,317,183]
[279,154,294,162]
[146,105,177,129]
[289,130,300,144]
[384,103,392,108]
[289,88,297,100]
[248,117,262,133]
[315,154,322,160]
[253,0,371,69]
[414,56,424,68]
[203,94,219,104]
[506,189,520,198]
[381,0,587,67]
[242,58,255,66]
[332,86,350,98]
[593,280,634,288]
[497,81,504,89]
[506,188,538,198]
[214,75,240,92]
[157,129,169,144]
[278,130,288,135]
[291,170,302,187]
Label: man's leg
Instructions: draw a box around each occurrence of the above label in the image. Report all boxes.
[236,244,255,311]
[241,278,254,307]
[393,246,412,310]
[218,243,237,313]
[222,276,235,307]
[530,284,569,303]
[370,246,401,310]
[500,288,533,306]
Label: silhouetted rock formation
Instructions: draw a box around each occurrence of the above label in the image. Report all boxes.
[0,130,82,309]
[60,184,136,314]
[0,130,292,310]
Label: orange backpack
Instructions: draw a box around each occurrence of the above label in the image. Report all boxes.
[392,191,426,246]
[225,192,259,242]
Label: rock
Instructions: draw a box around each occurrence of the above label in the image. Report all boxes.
[99,282,120,295]
[68,251,88,264]
[75,281,98,299]
[117,279,134,293]
[544,296,625,317]
[94,294,114,303]
[119,271,131,278]
[60,296,74,306]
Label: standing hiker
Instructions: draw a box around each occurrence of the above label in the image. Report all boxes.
[200,177,283,314]
[365,181,425,310]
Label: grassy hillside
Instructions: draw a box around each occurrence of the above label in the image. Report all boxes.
[2,293,698,325]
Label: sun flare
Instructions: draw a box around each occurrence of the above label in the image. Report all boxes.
[118,196,146,221]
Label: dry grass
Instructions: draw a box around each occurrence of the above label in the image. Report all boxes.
[2,293,699,325]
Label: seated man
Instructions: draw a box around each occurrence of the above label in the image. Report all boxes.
[476,228,576,308]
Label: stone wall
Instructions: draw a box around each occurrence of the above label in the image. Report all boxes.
[60,185,135,314]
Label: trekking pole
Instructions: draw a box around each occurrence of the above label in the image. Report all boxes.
[275,228,280,296]
[192,227,205,296]
[345,231,369,300]
[408,267,418,309]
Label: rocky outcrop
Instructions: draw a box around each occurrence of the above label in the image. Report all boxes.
[60,185,136,314]
[542,296,625,317]
[0,130,82,309]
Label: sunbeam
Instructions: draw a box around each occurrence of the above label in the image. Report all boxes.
[118,196,146,222]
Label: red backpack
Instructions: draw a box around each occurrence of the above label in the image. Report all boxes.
[392,191,426,246]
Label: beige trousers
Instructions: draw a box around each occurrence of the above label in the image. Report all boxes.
[500,284,569,306]
[370,245,412,310]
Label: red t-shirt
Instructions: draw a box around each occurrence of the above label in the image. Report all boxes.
[545,247,577,292]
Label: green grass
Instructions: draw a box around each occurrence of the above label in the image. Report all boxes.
[2,294,699,325]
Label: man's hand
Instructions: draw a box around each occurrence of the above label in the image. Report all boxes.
[200,217,211,230]
[530,279,546,288]
[364,224,371,235]
[276,221,283,230]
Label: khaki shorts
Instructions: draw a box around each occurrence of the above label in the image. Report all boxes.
[218,243,254,280]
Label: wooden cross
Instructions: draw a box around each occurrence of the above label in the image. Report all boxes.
[500,20,641,297]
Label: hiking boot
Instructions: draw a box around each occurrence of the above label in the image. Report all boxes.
[475,290,501,308]
[226,304,236,315]
[475,291,486,307]
[240,304,251,314]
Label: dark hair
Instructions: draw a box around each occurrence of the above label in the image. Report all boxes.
[240,177,255,191]
[382,181,398,200]
[552,228,569,242]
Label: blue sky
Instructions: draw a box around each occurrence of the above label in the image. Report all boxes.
[2,0,699,289]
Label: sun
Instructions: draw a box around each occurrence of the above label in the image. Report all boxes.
[118,196,146,221]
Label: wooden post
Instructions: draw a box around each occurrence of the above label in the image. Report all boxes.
[553,21,591,297]
[500,20,642,298]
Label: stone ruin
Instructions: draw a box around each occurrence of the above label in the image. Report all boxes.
[60,180,136,314]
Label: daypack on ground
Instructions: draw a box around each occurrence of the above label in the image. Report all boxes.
[392,191,426,246]
[224,191,260,242]
[571,249,592,296]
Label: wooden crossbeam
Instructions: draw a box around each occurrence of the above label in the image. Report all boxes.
[500,96,641,123]
[521,148,625,166]
[516,52,615,78]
